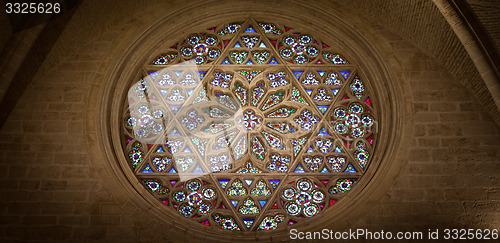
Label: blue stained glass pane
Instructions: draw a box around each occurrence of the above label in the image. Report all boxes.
[245,26,256,33]
[344,164,357,173]
[269,58,278,64]
[198,71,206,80]
[243,219,254,228]
[219,179,230,188]
[292,71,303,79]
[142,165,153,173]
[231,200,239,207]
[269,180,280,189]
[168,167,177,173]
[169,127,180,136]
[320,167,330,173]
[339,71,350,80]
[259,200,267,207]
[149,71,159,80]
[170,105,181,114]
[318,127,329,136]
[193,165,204,173]
[317,105,328,114]
[294,164,305,173]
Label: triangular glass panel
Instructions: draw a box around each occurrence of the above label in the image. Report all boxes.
[246,60,253,65]
[288,220,297,225]
[174,71,183,77]
[292,71,303,79]
[321,180,329,186]
[294,164,305,173]
[259,42,267,48]
[234,42,241,48]
[183,147,191,153]
[170,105,181,114]
[193,165,204,173]
[243,219,254,228]
[222,58,231,65]
[201,220,209,226]
[170,180,177,185]
[339,71,350,80]
[231,200,239,207]
[317,71,326,77]
[186,89,194,96]
[320,167,329,173]
[245,26,256,33]
[307,146,314,153]
[344,164,357,173]
[304,89,313,96]
[269,58,278,64]
[269,180,280,189]
[160,90,168,96]
[141,164,153,173]
[245,179,253,186]
[317,105,328,114]
[168,167,177,173]
[329,199,337,206]
[259,200,267,207]
[322,43,329,49]
[156,147,164,153]
[332,89,339,96]
[169,127,180,136]
[365,97,372,106]
[334,146,342,153]
[149,71,159,80]
[197,71,206,80]
[318,127,330,136]
[219,179,230,188]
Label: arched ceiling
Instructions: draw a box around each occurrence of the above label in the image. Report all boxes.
[0,0,499,127]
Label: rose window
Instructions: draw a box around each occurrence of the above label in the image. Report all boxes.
[122,18,377,231]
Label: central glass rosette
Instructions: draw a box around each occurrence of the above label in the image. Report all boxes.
[237,109,262,131]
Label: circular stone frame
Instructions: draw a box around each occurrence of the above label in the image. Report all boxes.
[86,1,413,242]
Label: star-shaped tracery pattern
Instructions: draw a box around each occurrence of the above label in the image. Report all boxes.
[122,18,378,231]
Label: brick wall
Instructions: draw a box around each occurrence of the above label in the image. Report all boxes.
[351,31,500,232]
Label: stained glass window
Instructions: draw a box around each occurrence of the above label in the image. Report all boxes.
[122,18,377,231]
